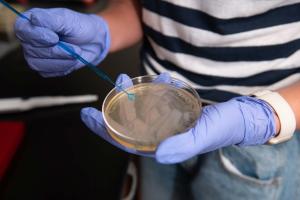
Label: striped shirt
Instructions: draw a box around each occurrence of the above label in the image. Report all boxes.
[139,0,300,103]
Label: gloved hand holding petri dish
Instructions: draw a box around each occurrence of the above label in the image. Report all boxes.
[102,73,202,153]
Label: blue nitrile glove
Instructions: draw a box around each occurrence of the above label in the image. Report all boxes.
[14,8,110,77]
[80,73,172,156]
[156,95,277,164]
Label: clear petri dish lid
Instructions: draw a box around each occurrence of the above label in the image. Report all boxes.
[102,75,202,152]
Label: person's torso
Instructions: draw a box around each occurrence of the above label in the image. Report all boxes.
[140,0,300,103]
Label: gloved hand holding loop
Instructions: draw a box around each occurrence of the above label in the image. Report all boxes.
[15,8,110,77]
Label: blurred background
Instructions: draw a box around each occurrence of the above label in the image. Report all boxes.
[0,0,141,199]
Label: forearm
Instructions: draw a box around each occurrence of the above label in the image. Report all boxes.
[276,81,300,130]
[98,0,143,52]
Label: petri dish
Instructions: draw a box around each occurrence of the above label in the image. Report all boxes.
[102,75,202,153]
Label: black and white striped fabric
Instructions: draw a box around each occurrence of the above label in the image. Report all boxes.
[140,0,300,103]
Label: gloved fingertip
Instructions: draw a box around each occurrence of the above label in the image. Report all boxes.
[14,14,26,28]
[80,108,89,121]
[116,74,131,85]
[155,141,178,164]
[155,149,183,164]
[14,12,31,33]
[116,74,133,91]
[80,107,102,121]
[15,24,59,46]
[30,8,49,27]
[155,129,199,164]
[80,107,108,139]
[80,107,93,115]
[155,150,171,164]
[155,148,187,164]
[22,9,59,46]
[154,72,171,83]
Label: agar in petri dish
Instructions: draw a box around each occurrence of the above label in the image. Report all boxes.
[102,76,202,152]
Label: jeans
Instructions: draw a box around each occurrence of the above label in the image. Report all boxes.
[140,131,300,200]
